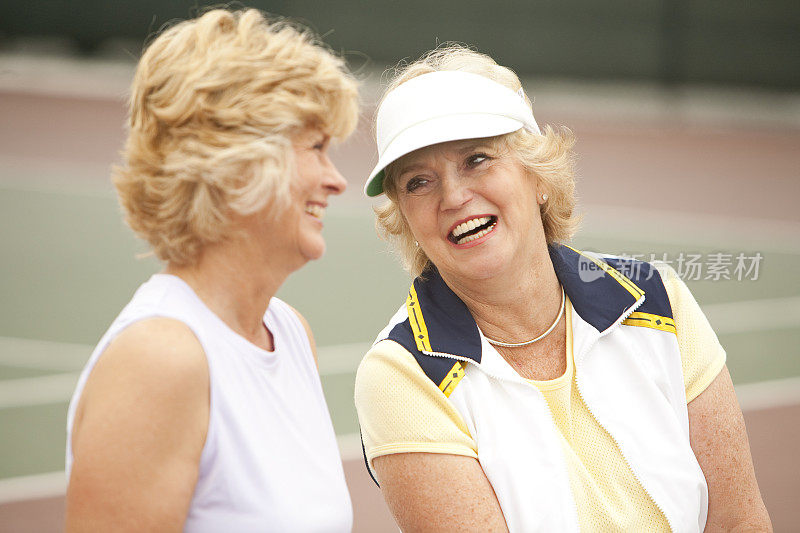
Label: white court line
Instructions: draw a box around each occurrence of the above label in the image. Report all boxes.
[1,173,799,254]
[0,433,366,505]
[3,54,799,128]
[0,471,66,504]
[0,53,133,101]
[0,372,79,409]
[317,342,372,376]
[265,203,800,255]
[0,341,370,409]
[580,205,800,255]
[0,336,92,372]
[337,432,366,463]
[703,296,800,335]
[0,377,798,504]
[0,337,370,375]
[735,376,800,412]
[0,174,116,199]
[1,292,798,410]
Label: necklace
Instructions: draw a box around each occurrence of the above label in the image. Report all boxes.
[484,285,565,348]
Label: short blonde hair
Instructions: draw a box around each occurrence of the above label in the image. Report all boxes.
[374,45,578,277]
[113,8,359,266]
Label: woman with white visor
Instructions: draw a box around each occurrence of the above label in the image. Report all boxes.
[354,45,771,532]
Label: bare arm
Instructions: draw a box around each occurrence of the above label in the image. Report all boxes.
[373,452,508,532]
[688,365,772,532]
[65,318,209,532]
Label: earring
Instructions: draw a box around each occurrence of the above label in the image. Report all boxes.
[541,193,548,202]
[414,241,419,247]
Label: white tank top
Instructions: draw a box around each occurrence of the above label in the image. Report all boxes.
[66,274,353,532]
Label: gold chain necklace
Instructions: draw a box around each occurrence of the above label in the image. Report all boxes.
[484,286,565,348]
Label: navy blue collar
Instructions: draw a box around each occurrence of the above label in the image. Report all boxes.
[406,244,645,364]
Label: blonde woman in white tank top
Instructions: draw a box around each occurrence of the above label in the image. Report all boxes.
[65,9,359,531]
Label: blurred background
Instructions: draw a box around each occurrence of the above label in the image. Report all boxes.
[0,1,798,531]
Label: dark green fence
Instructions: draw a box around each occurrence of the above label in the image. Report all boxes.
[1,1,797,89]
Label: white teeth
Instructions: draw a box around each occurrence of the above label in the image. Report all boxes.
[454,220,496,244]
[305,204,324,219]
[452,216,491,238]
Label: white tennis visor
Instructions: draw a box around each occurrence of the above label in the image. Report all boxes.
[364,70,541,197]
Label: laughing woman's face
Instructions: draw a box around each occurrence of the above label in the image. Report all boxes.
[393,137,547,284]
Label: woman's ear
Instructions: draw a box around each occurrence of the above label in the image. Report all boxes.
[538,191,549,205]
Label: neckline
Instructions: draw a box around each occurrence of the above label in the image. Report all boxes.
[152,273,278,358]
[523,297,574,390]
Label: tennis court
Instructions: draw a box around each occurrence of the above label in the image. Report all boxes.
[1,58,798,530]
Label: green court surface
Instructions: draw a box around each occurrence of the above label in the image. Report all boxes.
[1,185,799,481]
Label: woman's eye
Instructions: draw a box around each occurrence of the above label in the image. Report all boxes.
[466,153,490,167]
[405,176,428,193]
[313,135,330,151]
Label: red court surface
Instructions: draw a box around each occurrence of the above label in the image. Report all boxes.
[2,406,797,532]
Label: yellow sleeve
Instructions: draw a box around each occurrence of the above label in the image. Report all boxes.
[660,265,727,403]
[354,339,478,477]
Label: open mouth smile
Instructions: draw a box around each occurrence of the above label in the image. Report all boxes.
[448,215,498,245]
[305,204,325,219]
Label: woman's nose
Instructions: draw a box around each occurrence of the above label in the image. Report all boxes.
[439,172,472,210]
[324,158,348,195]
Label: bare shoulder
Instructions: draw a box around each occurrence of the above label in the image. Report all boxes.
[91,317,206,391]
[67,317,210,530]
[285,303,318,366]
[285,303,314,340]
[73,317,209,441]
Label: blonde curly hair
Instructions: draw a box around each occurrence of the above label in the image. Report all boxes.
[374,45,578,277]
[113,8,359,266]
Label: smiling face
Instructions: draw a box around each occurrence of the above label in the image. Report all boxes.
[285,125,348,264]
[231,126,347,275]
[392,137,546,282]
